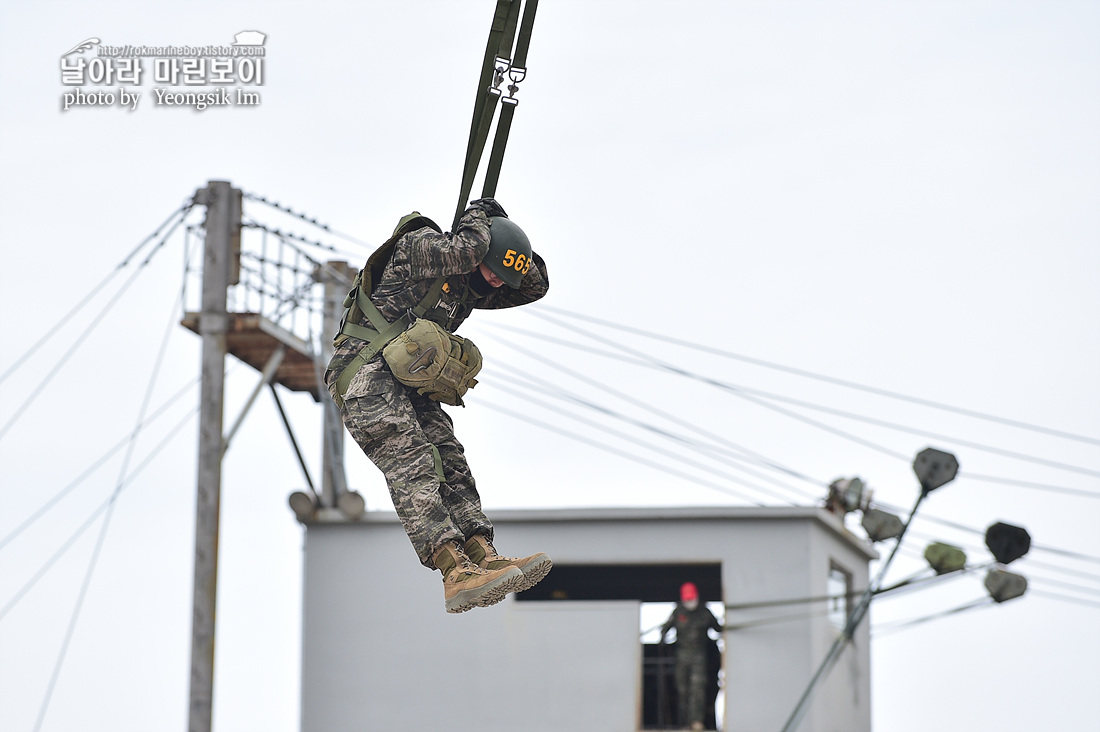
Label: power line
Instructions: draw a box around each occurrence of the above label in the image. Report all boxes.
[872,598,995,637]
[889,528,1100,606]
[510,313,1100,485]
[506,313,1100,500]
[530,310,917,462]
[1028,574,1100,598]
[0,492,108,624]
[725,606,835,632]
[32,270,186,730]
[1021,541,1100,565]
[780,489,929,732]
[716,570,986,634]
[489,348,1100,598]
[0,206,190,444]
[896,529,1100,598]
[0,375,200,554]
[34,497,117,732]
[475,323,828,499]
[1029,590,1100,610]
[0,202,194,389]
[0,406,198,624]
[480,317,1100,589]
[875,499,1100,566]
[483,358,818,506]
[480,382,771,504]
[1019,558,1100,584]
[954,472,1099,500]
[2,222,200,563]
[710,389,1098,479]
[477,398,768,505]
[536,305,1100,447]
[479,312,1100,594]
[484,323,1100,603]
[490,375,794,505]
[721,566,980,614]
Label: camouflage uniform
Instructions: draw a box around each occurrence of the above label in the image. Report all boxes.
[660,603,723,729]
[325,206,548,569]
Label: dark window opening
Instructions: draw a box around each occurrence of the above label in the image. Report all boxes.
[515,562,722,603]
[516,563,724,730]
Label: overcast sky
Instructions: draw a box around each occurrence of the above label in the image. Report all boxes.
[1,2,1098,731]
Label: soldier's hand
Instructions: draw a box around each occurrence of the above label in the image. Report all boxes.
[468,198,508,219]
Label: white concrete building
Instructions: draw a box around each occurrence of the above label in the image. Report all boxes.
[299,506,877,732]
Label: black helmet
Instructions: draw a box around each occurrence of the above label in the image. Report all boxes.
[484,217,532,289]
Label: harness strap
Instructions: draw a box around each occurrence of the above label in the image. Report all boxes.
[482,0,538,198]
[495,0,523,60]
[453,0,532,230]
[481,98,516,200]
[511,0,538,70]
[332,276,449,407]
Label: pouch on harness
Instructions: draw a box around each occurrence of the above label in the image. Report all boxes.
[331,212,482,408]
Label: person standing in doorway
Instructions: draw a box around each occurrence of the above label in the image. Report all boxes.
[659,582,723,730]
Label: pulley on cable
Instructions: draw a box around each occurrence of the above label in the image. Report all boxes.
[452,0,539,231]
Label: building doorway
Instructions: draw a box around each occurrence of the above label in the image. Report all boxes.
[517,562,724,730]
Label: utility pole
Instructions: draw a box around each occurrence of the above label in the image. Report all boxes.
[188,180,240,732]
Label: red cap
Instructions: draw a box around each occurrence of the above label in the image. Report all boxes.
[680,582,698,602]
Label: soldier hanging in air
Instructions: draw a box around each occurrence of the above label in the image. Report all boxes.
[326,197,552,613]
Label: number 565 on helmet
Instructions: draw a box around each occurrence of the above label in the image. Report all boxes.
[484,216,533,289]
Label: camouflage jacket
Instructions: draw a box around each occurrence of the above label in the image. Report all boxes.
[660,604,722,658]
[327,207,548,377]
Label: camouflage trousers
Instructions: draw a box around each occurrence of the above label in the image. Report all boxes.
[675,651,710,727]
[327,357,492,569]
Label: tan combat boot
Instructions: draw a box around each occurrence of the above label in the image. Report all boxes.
[433,540,523,614]
[463,534,552,594]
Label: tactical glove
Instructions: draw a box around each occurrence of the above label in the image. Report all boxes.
[468,198,508,219]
